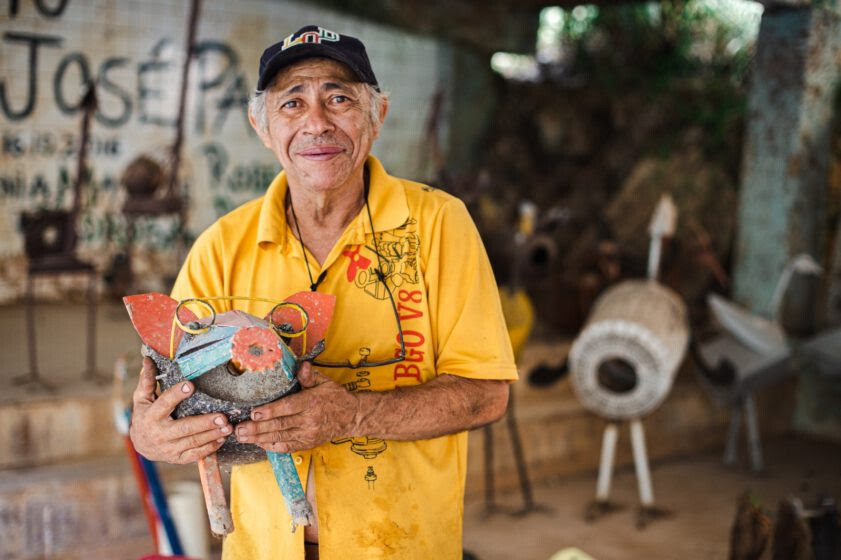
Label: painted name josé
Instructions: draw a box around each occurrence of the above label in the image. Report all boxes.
[0,31,251,132]
[1,0,275,249]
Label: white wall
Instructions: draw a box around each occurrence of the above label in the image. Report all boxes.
[0,0,447,299]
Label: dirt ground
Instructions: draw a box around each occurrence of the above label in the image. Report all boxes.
[462,435,841,560]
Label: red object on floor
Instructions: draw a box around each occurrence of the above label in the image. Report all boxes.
[138,555,199,560]
[124,436,160,551]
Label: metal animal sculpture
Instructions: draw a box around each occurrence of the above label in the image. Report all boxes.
[124,292,336,535]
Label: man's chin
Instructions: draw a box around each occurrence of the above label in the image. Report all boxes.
[289,161,359,191]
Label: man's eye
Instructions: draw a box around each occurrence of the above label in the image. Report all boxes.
[331,95,350,104]
[281,100,299,109]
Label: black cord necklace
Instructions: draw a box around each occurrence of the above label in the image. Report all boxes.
[287,168,387,292]
[288,197,328,292]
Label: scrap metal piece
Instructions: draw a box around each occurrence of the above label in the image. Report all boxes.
[230,327,286,374]
[199,453,234,537]
[268,451,314,531]
[123,293,198,356]
[268,291,336,356]
[176,326,237,380]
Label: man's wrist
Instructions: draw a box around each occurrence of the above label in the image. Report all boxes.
[348,390,362,437]
[348,390,373,438]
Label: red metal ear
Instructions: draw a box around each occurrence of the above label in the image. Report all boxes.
[265,292,336,356]
[123,293,198,357]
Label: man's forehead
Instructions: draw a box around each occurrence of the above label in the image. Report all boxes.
[271,58,360,90]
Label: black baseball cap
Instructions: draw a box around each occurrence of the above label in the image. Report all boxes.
[257,25,379,92]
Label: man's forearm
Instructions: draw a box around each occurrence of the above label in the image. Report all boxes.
[237,366,511,453]
[350,374,510,441]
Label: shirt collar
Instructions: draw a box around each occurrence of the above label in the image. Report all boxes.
[256,155,408,251]
[362,155,409,234]
[256,170,290,251]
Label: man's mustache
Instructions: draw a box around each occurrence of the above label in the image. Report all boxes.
[294,134,348,150]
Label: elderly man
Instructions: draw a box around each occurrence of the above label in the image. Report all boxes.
[130,25,517,559]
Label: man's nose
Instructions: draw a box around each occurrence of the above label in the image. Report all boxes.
[302,103,334,135]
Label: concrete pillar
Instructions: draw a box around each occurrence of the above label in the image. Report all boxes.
[733,4,841,323]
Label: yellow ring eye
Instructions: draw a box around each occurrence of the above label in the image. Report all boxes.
[175,298,216,334]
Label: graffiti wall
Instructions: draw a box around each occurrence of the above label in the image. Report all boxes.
[0,0,447,300]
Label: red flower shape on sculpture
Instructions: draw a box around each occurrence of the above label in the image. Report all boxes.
[231,326,283,373]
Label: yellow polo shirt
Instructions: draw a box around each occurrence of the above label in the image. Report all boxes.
[170,156,517,560]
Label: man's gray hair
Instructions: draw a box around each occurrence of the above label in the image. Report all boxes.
[248,83,388,134]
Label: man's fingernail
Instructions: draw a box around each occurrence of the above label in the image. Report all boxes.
[217,437,226,443]
[220,425,231,434]
[237,426,246,436]
[181,383,191,393]
[238,435,249,442]
[214,416,225,426]
[252,411,262,420]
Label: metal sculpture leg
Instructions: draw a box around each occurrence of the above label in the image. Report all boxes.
[586,422,623,521]
[198,454,234,536]
[83,269,99,380]
[630,419,653,508]
[483,387,547,517]
[483,424,496,515]
[25,272,38,380]
[596,422,619,503]
[16,273,52,390]
[631,419,671,528]
[505,386,548,515]
[724,402,743,466]
[744,394,764,472]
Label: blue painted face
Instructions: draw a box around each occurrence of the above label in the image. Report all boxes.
[175,319,297,382]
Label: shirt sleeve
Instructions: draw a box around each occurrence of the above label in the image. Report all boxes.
[424,198,519,381]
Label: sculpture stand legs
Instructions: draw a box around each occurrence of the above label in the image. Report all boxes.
[16,273,53,391]
[630,418,670,527]
[586,419,671,528]
[724,394,764,472]
[483,386,548,517]
[595,422,619,503]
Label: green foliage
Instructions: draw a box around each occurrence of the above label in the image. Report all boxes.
[543,0,760,175]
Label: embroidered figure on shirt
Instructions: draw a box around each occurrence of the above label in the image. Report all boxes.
[365,466,377,490]
[344,218,421,300]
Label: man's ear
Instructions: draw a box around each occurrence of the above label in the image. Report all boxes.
[373,97,389,139]
[248,107,272,148]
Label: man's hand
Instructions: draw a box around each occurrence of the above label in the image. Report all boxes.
[235,362,358,454]
[130,356,233,464]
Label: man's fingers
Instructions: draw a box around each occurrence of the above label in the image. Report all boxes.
[250,394,302,421]
[172,424,232,452]
[297,361,315,387]
[297,362,329,389]
[174,438,227,464]
[132,357,159,408]
[247,427,299,445]
[235,416,295,440]
[147,380,195,420]
[167,413,232,441]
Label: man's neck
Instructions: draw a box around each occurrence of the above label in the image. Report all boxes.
[285,168,367,264]
[288,182,364,229]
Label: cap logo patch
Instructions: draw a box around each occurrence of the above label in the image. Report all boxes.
[281,27,340,51]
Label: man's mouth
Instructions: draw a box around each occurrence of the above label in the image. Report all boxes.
[297,146,344,160]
